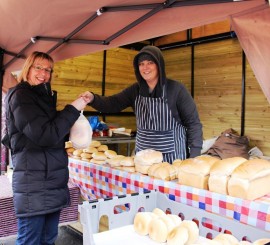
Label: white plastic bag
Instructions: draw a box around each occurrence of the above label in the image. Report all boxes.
[69,111,92,149]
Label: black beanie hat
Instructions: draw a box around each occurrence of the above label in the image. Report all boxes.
[137,53,156,64]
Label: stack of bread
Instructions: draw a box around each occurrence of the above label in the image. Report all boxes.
[133,208,199,244]
[208,157,247,195]
[177,155,219,190]
[227,158,270,200]
[134,149,163,175]
[107,156,136,173]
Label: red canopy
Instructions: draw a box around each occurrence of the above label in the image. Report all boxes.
[1,0,269,101]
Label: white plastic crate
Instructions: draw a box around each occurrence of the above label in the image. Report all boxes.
[79,190,270,244]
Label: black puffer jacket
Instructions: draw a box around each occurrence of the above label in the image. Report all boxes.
[5,81,80,217]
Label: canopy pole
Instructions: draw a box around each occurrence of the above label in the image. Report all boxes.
[0,48,4,175]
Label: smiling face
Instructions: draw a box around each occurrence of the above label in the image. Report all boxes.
[138,60,159,91]
[27,58,53,86]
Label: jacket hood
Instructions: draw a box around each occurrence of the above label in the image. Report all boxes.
[133,46,166,97]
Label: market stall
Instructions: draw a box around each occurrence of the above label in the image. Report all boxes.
[68,158,270,236]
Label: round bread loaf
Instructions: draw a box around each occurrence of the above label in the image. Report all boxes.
[80,152,92,159]
[83,146,98,154]
[134,149,163,166]
[213,233,239,245]
[133,212,156,236]
[65,141,73,149]
[178,220,199,245]
[148,217,168,243]
[66,147,75,154]
[104,150,117,159]
[167,226,189,245]
[73,149,83,156]
[92,152,107,160]
[152,208,166,217]
[89,140,101,147]
[97,144,108,152]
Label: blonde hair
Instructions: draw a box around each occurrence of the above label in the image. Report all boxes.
[17,51,54,82]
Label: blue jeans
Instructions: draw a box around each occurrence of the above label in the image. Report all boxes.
[16,211,61,245]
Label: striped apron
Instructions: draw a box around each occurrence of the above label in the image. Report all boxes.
[135,91,187,163]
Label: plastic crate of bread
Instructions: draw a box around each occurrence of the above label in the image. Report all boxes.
[79,190,270,245]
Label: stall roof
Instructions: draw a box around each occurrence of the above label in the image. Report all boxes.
[0,0,269,101]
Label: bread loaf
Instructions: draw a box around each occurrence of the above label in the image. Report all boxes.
[134,149,163,166]
[178,155,219,189]
[208,157,247,195]
[228,159,270,200]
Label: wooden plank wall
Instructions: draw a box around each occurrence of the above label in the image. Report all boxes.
[51,21,270,156]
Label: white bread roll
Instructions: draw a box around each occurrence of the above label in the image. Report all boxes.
[92,152,107,161]
[65,141,73,148]
[167,226,189,245]
[148,216,168,243]
[148,162,178,181]
[253,238,270,245]
[97,144,108,152]
[179,220,199,245]
[89,140,101,148]
[83,146,98,154]
[73,149,83,156]
[134,149,163,166]
[133,212,157,236]
[152,208,166,217]
[213,233,239,245]
[209,157,247,195]
[167,214,182,227]
[80,152,92,159]
[120,156,135,167]
[228,159,270,200]
[106,155,125,167]
[178,156,219,189]
[104,149,117,159]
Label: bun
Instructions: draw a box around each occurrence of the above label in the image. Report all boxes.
[80,152,92,159]
[148,216,168,243]
[133,212,156,236]
[209,157,247,195]
[228,159,270,200]
[89,140,101,148]
[104,150,117,159]
[73,149,83,156]
[97,144,108,152]
[92,152,107,160]
[83,146,98,154]
[134,149,163,166]
[178,220,199,244]
[167,226,189,245]
[65,141,73,148]
[213,233,239,245]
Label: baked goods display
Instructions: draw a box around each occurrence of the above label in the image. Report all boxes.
[228,159,270,200]
[208,157,247,195]
[147,162,178,181]
[178,155,219,190]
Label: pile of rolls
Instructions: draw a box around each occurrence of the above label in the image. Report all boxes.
[133,208,199,244]
[66,140,135,172]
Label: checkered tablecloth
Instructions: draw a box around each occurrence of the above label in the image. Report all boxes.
[68,158,270,233]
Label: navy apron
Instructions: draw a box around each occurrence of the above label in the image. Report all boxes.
[135,90,187,163]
